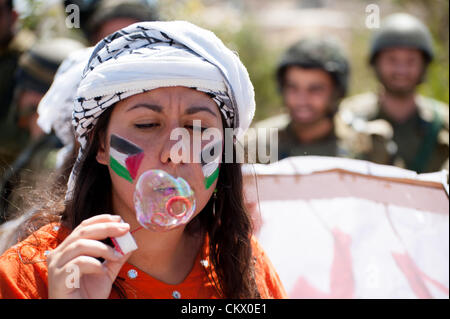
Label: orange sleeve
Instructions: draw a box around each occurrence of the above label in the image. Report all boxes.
[251,236,288,299]
[0,223,66,299]
[0,251,29,299]
[0,244,49,299]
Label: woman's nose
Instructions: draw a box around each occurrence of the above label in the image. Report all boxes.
[159,126,191,165]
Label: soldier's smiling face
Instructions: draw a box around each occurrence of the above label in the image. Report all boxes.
[375,48,425,95]
[282,66,335,124]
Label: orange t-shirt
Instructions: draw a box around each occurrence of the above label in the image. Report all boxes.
[0,222,287,299]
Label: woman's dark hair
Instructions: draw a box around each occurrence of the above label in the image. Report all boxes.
[60,106,261,298]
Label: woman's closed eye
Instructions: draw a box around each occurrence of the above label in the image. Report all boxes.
[134,122,209,132]
[134,123,160,129]
[185,125,208,133]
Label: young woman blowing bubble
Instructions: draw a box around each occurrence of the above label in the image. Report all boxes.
[0,21,287,299]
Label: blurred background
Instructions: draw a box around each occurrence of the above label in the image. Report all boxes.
[12,0,450,122]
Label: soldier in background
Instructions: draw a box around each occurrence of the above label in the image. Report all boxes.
[0,38,85,222]
[64,0,159,45]
[250,37,391,162]
[0,0,35,122]
[339,13,449,173]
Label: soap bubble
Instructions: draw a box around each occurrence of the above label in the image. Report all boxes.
[134,169,196,231]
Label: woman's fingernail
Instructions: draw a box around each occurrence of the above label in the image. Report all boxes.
[119,223,130,230]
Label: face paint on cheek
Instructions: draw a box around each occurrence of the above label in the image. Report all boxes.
[201,140,222,189]
[109,134,144,183]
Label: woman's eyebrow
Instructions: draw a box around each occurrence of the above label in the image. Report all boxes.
[185,106,217,117]
[127,103,163,113]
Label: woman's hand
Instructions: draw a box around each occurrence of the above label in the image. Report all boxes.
[47,214,132,299]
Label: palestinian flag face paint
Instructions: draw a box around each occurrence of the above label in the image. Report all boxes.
[109,134,144,183]
[201,141,222,189]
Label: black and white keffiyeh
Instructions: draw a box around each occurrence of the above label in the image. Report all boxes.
[67,21,255,199]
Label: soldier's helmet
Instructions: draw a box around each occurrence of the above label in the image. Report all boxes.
[369,13,434,65]
[16,38,85,94]
[64,0,159,41]
[277,37,350,99]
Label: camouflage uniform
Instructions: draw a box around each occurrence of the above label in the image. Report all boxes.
[339,92,449,172]
[250,111,393,162]
[339,13,449,173]
[250,38,391,163]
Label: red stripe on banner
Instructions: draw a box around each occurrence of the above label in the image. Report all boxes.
[392,252,449,298]
[290,228,354,298]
